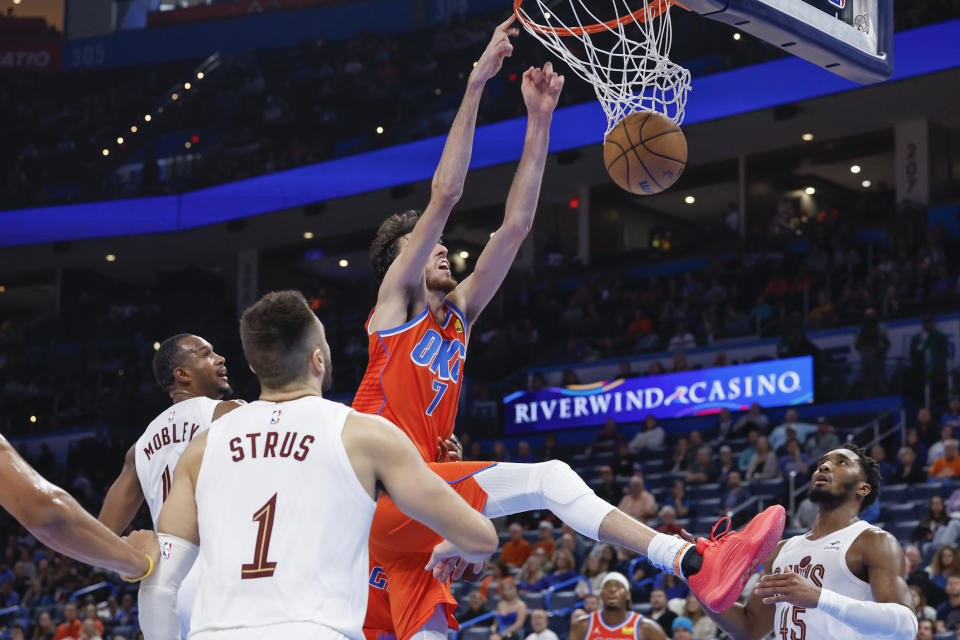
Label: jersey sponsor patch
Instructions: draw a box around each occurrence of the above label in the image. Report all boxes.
[823,540,842,551]
[454,317,464,335]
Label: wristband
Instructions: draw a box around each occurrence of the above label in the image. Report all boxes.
[121,553,154,582]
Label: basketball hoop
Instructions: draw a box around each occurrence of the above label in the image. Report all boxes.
[514,0,692,135]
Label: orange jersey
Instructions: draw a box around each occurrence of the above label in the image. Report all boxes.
[353,302,467,462]
[585,611,649,640]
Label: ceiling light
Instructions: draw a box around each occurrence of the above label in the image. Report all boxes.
[0,286,5,293]
[153,341,161,351]
[172,93,179,101]
[489,231,495,238]
[804,187,816,195]
[801,133,814,142]
[144,114,152,122]
[459,251,469,259]
[338,259,349,268]
[185,142,192,149]
[544,12,551,19]
[197,72,204,79]
[303,231,314,239]
[117,137,124,145]
[105,254,116,262]
[684,195,695,204]
[29,416,36,423]
[861,180,872,188]
[130,125,138,133]
[102,149,110,156]
[376,126,384,134]
[733,32,741,40]
[850,165,861,174]
[184,82,192,90]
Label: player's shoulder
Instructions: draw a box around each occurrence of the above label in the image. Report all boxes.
[637,616,668,640]
[854,523,902,554]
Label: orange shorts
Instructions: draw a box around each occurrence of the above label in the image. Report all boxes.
[364,461,495,640]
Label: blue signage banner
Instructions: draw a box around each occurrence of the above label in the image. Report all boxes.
[502,356,814,433]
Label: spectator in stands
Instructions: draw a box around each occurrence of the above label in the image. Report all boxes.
[611,443,635,477]
[906,545,946,607]
[804,417,840,462]
[79,621,101,640]
[558,530,584,568]
[525,610,558,640]
[578,554,607,595]
[514,441,538,463]
[54,603,82,640]
[10,626,25,640]
[480,561,512,602]
[31,611,54,640]
[930,440,960,479]
[80,605,103,637]
[914,496,951,544]
[807,290,837,329]
[683,593,718,639]
[745,436,779,480]
[778,438,808,477]
[714,445,736,487]
[663,479,691,519]
[667,323,696,352]
[911,315,948,403]
[458,590,492,625]
[929,426,956,465]
[670,438,690,474]
[944,397,960,430]
[909,584,937,622]
[542,434,560,461]
[595,418,626,452]
[712,407,735,443]
[869,444,895,481]
[517,557,549,594]
[917,618,935,640]
[685,447,717,485]
[915,408,939,447]
[733,403,769,435]
[492,441,511,462]
[547,549,578,587]
[930,546,960,590]
[648,588,677,637]
[594,466,623,505]
[491,579,527,640]
[618,474,658,522]
[533,521,556,557]
[855,308,890,396]
[936,574,960,630]
[627,415,664,452]
[656,505,683,536]
[722,471,753,526]
[671,617,694,640]
[0,581,17,607]
[671,352,690,373]
[647,361,666,376]
[501,523,532,569]
[768,409,817,454]
[686,431,705,464]
[905,428,930,469]
[468,441,486,461]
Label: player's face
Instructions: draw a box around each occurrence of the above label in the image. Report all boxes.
[421,238,458,294]
[809,449,869,506]
[600,580,629,611]
[177,336,231,398]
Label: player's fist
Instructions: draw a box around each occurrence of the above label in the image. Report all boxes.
[471,15,520,84]
[123,529,160,578]
[436,434,463,462]
[521,61,565,119]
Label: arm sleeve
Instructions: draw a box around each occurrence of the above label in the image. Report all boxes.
[817,588,918,640]
[138,533,199,640]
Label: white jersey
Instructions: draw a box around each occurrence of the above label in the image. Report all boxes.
[136,396,220,529]
[772,520,878,640]
[189,396,376,640]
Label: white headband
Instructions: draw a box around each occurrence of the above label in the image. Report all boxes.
[601,571,631,591]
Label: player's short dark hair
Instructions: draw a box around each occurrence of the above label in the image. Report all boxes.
[152,333,193,391]
[843,443,881,512]
[369,210,421,284]
[240,290,321,389]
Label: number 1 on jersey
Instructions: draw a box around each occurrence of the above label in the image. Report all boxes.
[426,380,448,416]
[241,493,279,579]
[161,465,172,503]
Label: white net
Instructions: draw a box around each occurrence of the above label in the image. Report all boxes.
[515,0,692,136]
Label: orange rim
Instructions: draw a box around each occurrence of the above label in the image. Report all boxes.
[513,0,684,37]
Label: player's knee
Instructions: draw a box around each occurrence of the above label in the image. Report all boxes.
[540,459,593,506]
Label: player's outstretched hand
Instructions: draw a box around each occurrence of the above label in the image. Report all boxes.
[436,434,463,462]
[521,61,565,119]
[124,529,160,574]
[425,540,486,583]
[754,566,821,608]
[471,15,520,84]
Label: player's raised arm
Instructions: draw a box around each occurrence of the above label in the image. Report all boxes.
[342,413,498,561]
[373,18,518,321]
[452,62,564,326]
[99,444,146,535]
[0,433,156,579]
[139,432,207,640]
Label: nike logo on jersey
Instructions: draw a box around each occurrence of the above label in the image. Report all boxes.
[410,329,466,383]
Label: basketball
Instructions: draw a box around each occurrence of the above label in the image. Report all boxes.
[603,111,687,195]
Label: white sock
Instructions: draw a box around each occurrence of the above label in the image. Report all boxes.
[647,533,695,578]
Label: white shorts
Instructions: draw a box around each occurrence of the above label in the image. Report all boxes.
[190,621,352,640]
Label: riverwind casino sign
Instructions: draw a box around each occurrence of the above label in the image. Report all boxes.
[503,357,813,433]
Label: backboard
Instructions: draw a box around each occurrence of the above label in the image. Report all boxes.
[681,0,894,83]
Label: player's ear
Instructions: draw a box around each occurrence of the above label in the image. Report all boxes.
[857,480,871,499]
[311,347,325,374]
[173,366,191,384]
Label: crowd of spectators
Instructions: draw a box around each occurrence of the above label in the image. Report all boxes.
[2,2,958,209]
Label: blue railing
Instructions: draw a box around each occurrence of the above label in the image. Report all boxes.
[544,576,588,615]
[69,581,116,603]
[627,556,656,592]
[450,611,497,640]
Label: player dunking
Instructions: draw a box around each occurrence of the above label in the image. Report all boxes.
[696,444,918,640]
[353,17,786,640]
[569,573,667,640]
[99,334,244,639]
[138,291,499,640]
